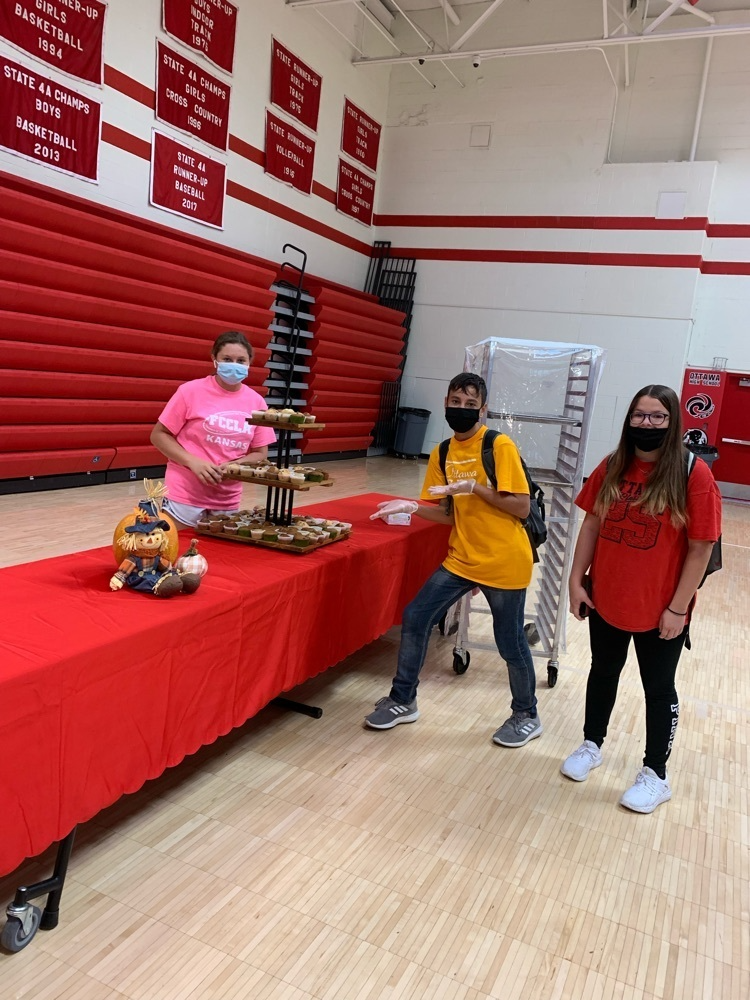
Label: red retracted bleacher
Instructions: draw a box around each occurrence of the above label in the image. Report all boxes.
[303,285,406,456]
[0,171,276,483]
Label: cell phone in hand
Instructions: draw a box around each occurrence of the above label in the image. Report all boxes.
[579,600,589,619]
[579,574,592,619]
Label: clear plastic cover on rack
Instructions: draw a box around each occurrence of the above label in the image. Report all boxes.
[464,338,606,484]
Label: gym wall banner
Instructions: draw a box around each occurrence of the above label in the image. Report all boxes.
[0,0,107,87]
[679,368,727,447]
[156,41,230,153]
[336,158,375,227]
[163,0,237,75]
[0,53,100,182]
[341,99,381,173]
[150,130,226,229]
[265,110,315,196]
[270,39,321,133]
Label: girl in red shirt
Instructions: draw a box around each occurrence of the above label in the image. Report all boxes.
[562,385,722,813]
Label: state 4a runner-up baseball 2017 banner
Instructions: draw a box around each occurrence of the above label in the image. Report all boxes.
[163,0,238,75]
[150,130,226,229]
[0,53,101,182]
[0,0,107,87]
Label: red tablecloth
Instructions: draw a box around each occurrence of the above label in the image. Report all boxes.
[0,493,450,876]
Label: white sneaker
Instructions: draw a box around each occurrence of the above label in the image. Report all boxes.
[560,740,603,781]
[619,767,671,813]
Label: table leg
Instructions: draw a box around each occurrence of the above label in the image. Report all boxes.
[1,826,77,953]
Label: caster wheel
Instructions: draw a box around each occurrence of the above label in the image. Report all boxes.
[547,665,558,688]
[1,905,42,953]
[524,622,540,646]
[452,650,470,675]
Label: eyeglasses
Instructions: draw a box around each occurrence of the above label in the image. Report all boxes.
[630,411,669,426]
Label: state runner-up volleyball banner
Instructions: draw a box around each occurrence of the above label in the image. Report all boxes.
[163,0,237,75]
[0,53,101,182]
[0,0,107,86]
[265,109,315,196]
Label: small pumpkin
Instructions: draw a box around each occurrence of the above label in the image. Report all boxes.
[176,538,208,578]
[112,479,179,566]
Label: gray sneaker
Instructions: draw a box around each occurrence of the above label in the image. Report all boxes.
[364,696,419,730]
[492,711,543,747]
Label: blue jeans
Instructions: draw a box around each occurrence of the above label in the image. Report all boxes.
[390,565,537,715]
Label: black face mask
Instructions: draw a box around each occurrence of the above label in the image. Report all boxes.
[627,425,669,452]
[445,407,481,433]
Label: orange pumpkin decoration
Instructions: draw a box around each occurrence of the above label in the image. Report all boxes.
[112,480,180,566]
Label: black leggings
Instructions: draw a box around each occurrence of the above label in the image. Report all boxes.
[584,610,687,777]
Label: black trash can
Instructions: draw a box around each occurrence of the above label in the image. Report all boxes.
[394,407,430,457]
[686,444,719,469]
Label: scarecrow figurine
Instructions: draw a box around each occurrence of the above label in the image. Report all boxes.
[110,508,201,597]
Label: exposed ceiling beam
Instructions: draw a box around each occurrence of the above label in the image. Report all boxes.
[441,0,461,28]
[449,0,510,52]
[352,22,750,67]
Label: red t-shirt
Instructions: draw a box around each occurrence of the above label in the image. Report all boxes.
[575,455,722,631]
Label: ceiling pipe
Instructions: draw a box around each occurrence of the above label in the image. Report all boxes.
[689,35,713,160]
[449,0,510,52]
[441,0,461,28]
[351,23,750,67]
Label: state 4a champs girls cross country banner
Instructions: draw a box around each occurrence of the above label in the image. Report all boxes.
[0,0,107,86]
[156,41,230,152]
[336,158,375,226]
[0,52,100,181]
[162,0,237,75]
[150,130,226,229]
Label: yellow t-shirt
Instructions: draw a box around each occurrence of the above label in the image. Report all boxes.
[421,426,533,589]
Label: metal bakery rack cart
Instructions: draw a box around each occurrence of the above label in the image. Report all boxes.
[447,337,605,687]
[196,245,351,554]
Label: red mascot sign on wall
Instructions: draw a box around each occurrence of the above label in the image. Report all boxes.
[0,53,101,182]
[0,0,107,86]
[680,368,727,448]
[163,0,238,75]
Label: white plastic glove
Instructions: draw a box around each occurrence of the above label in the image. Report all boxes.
[428,479,475,497]
[369,499,419,521]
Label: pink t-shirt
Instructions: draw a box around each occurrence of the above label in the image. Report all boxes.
[158,376,277,509]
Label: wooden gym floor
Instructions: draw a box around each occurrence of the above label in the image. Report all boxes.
[1,456,748,999]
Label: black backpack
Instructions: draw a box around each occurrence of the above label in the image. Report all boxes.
[438,429,547,562]
[686,450,722,586]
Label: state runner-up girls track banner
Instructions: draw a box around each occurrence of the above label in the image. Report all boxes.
[0,52,101,182]
[162,0,237,75]
[270,38,321,133]
[0,0,107,87]
[341,98,381,174]
[150,130,226,229]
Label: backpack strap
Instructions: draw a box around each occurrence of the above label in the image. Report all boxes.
[481,429,500,489]
[438,438,450,481]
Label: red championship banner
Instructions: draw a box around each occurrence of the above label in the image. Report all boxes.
[336,158,375,226]
[680,368,727,448]
[163,0,238,75]
[156,41,230,152]
[264,110,315,196]
[341,98,381,173]
[0,53,100,181]
[0,0,106,86]
[270,38,321,133]
[150,131,226,229]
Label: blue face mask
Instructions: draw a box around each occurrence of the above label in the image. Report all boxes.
[216,361,248,385]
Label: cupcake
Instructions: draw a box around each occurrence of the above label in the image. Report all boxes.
[263,529,279,542]
[305,471,326,483]
[292,535,311,548]
[251,410,266,421]
[264,408,280,422]
[264,467,279,480]
[277,532,294,544]
[197,517,211,530]
[289,472,305,486]
[250,528,264,540]
[223,524,239,535]
[280,408,295,422]
[237,526,252,537]
[288,412,306,425]
[304,413,317,424]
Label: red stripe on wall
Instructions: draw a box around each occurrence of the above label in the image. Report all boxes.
[706,224,750,238]
[701,261,750,275]
[375,213,710,231]
[312,181,337,204]
[104,66,155,109]
[102,123,151,161]
[388,248,703,268]
[229,135,265,167]
[226,180,371,256]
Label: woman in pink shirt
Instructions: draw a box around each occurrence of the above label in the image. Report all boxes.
[151,331,277,527]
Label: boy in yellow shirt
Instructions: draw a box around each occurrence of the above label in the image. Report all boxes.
[366,372,541,747]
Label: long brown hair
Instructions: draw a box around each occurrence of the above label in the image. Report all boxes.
[595,384,687,527]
